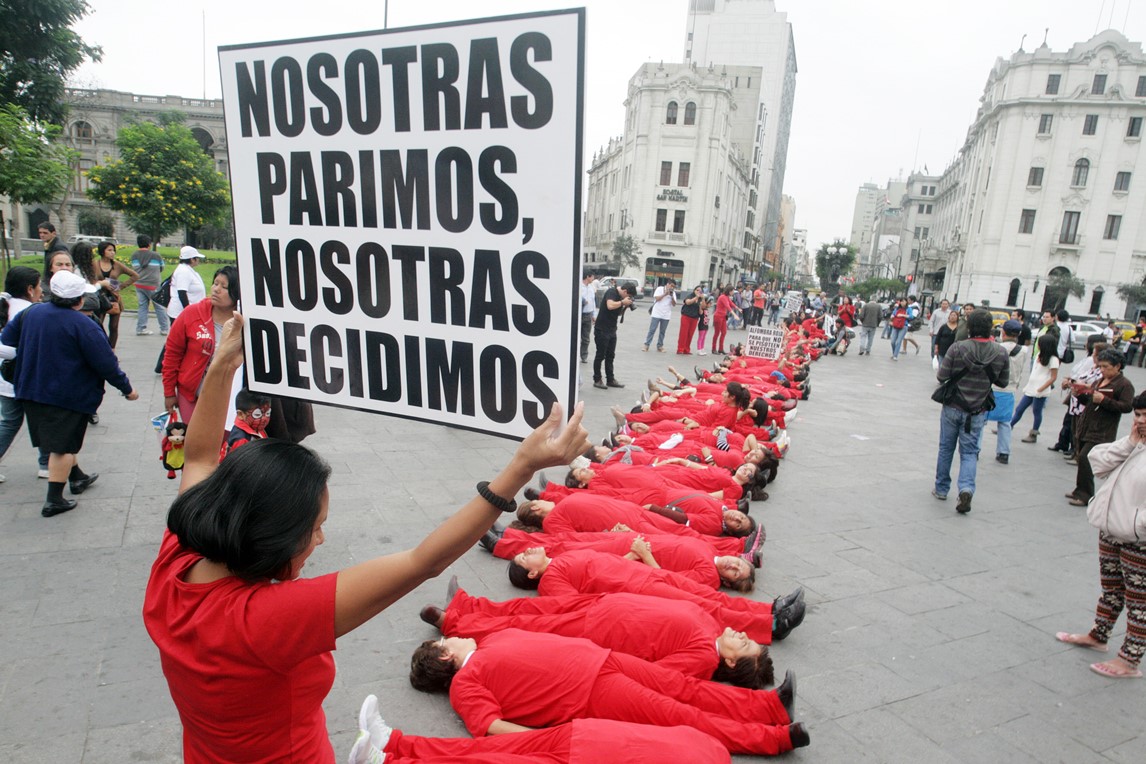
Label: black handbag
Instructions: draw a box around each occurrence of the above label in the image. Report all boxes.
[0,357,15,384]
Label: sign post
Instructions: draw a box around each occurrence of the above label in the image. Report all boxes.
[218,10,585,439]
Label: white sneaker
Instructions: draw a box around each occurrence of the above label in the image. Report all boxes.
[160,331,168,336]
[137,329,153,336]
[357,695,392,750]
[0,473,5,482]
[347,730,386,764]
[697,349,708,356]
[38,469,50,479]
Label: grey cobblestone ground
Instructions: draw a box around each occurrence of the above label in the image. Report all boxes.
[1,318,1143,762]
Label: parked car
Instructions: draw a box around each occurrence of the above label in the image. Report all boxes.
[595,277,644,303]
[1068,321,1105,349]
[68,234,116,246]
[1113,321,1137,342]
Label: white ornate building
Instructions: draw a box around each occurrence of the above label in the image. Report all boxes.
[930,30,1146,319]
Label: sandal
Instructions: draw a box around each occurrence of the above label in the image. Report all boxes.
[1089,660,1142,678]
[1055,632,1107,652]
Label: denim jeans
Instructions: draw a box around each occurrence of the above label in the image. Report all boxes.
[1010,394,1047,431]
[935,405,986,496]
[889,326,908,358]
[136,288,170,333]
[881,321,893,339]
[644,317,670,349]
[0,395,49,469]
[855,326,876,354]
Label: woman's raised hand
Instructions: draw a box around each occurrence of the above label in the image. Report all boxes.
[513,401,590,472]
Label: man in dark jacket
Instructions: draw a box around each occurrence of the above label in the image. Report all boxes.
[933,309,1009,514]
[1068,349,1135,506]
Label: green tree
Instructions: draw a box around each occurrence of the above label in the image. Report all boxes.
[0,0,101,125]
[86,119,231,243]
[1044,272,1085,313]
[852,277,905,300]
[76,206,115,237]
[610,233,643,270]
[814,240,856,292]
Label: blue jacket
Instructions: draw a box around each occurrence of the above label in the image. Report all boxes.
[0,302,132,414]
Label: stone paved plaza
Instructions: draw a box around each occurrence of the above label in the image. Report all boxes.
[1,318,1145,763]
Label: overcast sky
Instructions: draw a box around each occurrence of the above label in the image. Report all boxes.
[72,0,1145,250]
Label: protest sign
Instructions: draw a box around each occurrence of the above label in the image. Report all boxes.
[218,10,584,439]
[783,290,803,316]
[745,325,785,360]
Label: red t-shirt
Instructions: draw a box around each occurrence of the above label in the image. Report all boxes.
[143,530,338,763]
[450,630,609,736]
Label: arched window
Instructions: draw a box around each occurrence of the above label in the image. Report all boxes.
[190,127,215,154]
[684,102,697,125]
[666,101,678,125]
[1071,158,1090,187]
[1089,286,1104,315]
[1007,278,1021,306]
[71,120,93,144]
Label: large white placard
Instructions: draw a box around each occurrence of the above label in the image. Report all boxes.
[745,325,786,360]
[783,290,803,316]
[218,10,584,439]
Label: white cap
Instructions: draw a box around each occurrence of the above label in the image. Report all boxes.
[179,246,202,261]
[50,270,98,299]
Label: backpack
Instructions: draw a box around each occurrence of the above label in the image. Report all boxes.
[152,276,173,307]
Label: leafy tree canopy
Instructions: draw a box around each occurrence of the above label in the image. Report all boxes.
[86,119,231,243]
[851,277,905,300]
[0,103,76,203]
[0,0,101,124]
[611,233,642,270]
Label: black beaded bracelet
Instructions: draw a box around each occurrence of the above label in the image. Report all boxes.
[476,481,517,513]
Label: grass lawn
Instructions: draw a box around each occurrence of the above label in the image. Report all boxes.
[1,246,236,312]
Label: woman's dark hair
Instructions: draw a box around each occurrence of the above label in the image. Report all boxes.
[756,452,779,486]
[1133,391,1146,410]
[724,512,756,538]
[712,647,774,689]
[1035,332,1058,366]
[166,439,332,581]
[507,559,540,590]
[748,398,769,425]
[1,267,41,327]
[514,500,545,528]
[1088,338,1108,356]
[214,265,241,304]
[1096,348,1124,370]
[42,249,71,279]
[718,564,755,593]
[71,241,97,283]
[49,294,83,308]
[97,241,117,259]
[564,469,586,489]
[409,640,458,692]
[726,382,751,410]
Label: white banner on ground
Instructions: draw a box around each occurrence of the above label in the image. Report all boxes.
[745,325,786,360]
[218,10,585,439]
[783,290,803,316]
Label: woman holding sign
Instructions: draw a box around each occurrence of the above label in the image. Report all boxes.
[143,315,590,763]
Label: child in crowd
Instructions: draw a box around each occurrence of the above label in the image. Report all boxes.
[219,389,272,461]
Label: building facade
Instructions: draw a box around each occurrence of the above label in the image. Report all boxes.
[684,0,797,273]
[6,87,227,247]
[930,30,1146,319]
[849,182,882,266]
[583,63,753,290]
[896,172,941,290]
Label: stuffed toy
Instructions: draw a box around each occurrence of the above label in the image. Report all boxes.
[161,420,187,479]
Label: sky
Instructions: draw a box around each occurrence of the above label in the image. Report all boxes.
[70,0,1146,250]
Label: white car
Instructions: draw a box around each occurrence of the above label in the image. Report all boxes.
[1067,321,1105,349]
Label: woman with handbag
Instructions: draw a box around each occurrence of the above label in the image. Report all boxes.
[1056,391,1146,678]
[95,241,139,349]
[888,299,909,361]
[71,242,112,323]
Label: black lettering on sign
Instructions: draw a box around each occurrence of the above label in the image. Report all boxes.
[478,146,518,235]
[250,238,283,308]
[479,345,516,423]
[271,57,306,137]
[320,151,356,227]
[521,350,560,427]
[283,322,311,389]
[365,330,402,402]
[464,38,508,129]
[285,239,318,311]
[346,328,364,398]
[510,33,553,129]
[358,150,378,228]
[235,60,270,137]
[319,240,353,314]
[307,53,342,136]
[256,153,286,225]
[435,147,473,233]
[427,246,466,326]
[511,250,550,336]
[288,152,322,225]
[249,318,282,383]
[345,49,382,134]
[425,338,475,415]
[355,242,391,319]
[311,325,344,394]
[404,334,423,407]
[382,46,417,133]
[380,149,430,230]
[421,43,461,131]
[469,249,509,331]
[392,245,425,321]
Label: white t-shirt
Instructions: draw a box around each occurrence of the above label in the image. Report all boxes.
[650,286,676,320]
[0,297,34,398]
[168,263,206,319]
[1024,356,1060,398]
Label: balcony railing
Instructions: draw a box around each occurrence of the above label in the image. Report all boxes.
[647,231,689,244]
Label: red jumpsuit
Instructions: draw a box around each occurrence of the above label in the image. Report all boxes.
[442,590,725,679]
[495,529,722,588]
[538,550,774,643]
[448,630,792,755]
[539,494,743,556]
[381,718,729,764]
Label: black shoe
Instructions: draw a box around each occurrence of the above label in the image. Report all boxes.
[789,722,810,748]
[88,413,99,425]
[606,380,625,388]
[1047,445,1063,452]
[593,381,608,390]
[523,487,541,501]
[956,490,972,514]
[69,473,99,495]
[772,599,806,641]
[737,495,750,513]
[996,453,1009,464]
[478,530,500,553]
[537,472,548,492]
[694,365,704,380]
[41,498,78,517]
[773,587,805,614]
[776,670,796,717]
[419,605,444,627]
[447,573,460,601]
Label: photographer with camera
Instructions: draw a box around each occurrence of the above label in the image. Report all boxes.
[593,281,635,390]
[643,279,676,353]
